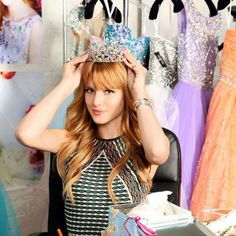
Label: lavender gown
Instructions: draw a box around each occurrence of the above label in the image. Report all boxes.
[172,0,221,208]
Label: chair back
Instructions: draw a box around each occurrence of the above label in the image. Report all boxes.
[47,128,182,234]
[151,128,182,205]
[48,153,67,235]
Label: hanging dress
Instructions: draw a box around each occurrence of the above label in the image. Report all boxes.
[0,73,49,235]
[102,0,149,66]
[55,5,107,130]
[66,4,106,57]
[172,0,221,208]
[0,181,20,236]
[145,4,179,132]
[190,29,236,222]
[0,15,42,64]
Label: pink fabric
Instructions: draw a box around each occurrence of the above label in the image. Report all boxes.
[124,216,158,236]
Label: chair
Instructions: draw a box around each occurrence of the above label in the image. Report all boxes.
[150,128,182,206]
[46,128,181,235]
[47,153,67,236]
[28,154,67,236]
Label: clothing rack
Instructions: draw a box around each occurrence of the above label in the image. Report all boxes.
[123,0,150,33]
[123,0,129,26]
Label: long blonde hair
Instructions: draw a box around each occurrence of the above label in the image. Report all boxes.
[57,62,152,203]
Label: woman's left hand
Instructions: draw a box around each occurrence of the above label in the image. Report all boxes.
[123,50,148,100]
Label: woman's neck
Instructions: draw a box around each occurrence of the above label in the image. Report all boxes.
[5,1,35,21]
[97,124,123,140]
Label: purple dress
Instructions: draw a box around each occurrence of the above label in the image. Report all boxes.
[172,0,221,208]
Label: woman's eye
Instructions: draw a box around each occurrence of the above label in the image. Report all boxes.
[104,89,115,94]
[84,88,94,93]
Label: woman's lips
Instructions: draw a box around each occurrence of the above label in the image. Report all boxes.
[92,109,105,116]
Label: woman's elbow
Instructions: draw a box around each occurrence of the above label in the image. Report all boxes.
[148,138,170,165]
[15,128,33,146]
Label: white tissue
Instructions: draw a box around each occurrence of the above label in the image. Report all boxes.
[127,191,174,222]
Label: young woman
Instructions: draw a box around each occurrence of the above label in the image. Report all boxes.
[16,51,169,235]
[0,0,42,64]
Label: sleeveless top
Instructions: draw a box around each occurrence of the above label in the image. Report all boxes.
[0,15,42,64]
[178,0,221,89]
[64,137,149,236]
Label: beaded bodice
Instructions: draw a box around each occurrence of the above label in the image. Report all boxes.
[178,0,221,89]
[0,15,41,64]
[148,36,178,88]
[220,29,236,88]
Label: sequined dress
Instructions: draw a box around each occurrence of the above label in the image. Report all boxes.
[191,29,236,222]
[172,0,221,208]
[0,15,41,64]
[104,24,150,66]
[64,137,148,236]
[66,5,106,56]
[145,35,179,132]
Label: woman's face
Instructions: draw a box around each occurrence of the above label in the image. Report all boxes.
[85,75,124,128]
[1,0,14,6]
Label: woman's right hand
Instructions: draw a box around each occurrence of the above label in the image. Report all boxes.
[61,53,88,92]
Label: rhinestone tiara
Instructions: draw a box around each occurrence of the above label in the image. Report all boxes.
[86,36,125,63]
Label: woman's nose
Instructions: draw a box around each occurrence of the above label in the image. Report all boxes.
[93,91,104,106]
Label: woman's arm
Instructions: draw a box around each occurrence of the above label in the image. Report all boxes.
[16,54,88,153]
[28,18,43,64]
[123,51,170,166]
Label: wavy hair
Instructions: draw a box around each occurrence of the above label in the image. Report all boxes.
[57,62,152,204]
[0,0,41,28]
[0,3,7,29]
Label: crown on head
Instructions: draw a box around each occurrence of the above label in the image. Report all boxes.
[86,36,125,63]
[86,24,149,64]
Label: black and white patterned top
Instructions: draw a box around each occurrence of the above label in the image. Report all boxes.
[64,136,149,236]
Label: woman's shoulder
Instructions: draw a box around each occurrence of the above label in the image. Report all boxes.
[26,13,42,26]
[2,14,42,34]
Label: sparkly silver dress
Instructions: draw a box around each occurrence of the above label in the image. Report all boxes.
[172,0,221,209]
[146,35,179,132]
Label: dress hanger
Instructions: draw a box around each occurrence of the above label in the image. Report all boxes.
[124,0,150,29]
[217,0,231,10]
[82,0,122,23]
[149,0,184,20]
[149,0,218,20]
[218,1,234,51]
[149,0,164,20]
[171,0,184,13]
[205,0,218,16]
[128,0,150,10]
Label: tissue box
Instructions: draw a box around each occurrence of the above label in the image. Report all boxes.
[105,191,215,236]
[108,202,215,236]
[111,202,193,229]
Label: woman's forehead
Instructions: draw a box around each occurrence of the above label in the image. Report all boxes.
[84,73,120,89]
